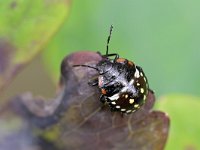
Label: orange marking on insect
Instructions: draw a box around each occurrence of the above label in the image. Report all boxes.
[101,89,107,95]
[116,58,126,63]
[128,61,134,66]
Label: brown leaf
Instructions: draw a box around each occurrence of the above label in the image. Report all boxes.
[0,39,15,73]
[1,51,170,150]
[0,39,22,92]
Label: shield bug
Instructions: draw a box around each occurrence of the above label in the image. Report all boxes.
[74,25,149,114]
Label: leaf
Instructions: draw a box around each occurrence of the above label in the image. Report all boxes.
[1,51,170,150]
[155,94,200,150]
[0,0,71,93]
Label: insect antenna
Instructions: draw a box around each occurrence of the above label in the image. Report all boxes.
[106,25,113,56]
[73,65,99,71]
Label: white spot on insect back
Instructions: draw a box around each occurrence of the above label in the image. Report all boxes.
[111,102,116,105]
[140,88,144,94]
[116,105,121,109]
[140,72,143,77]
[134,68,140,78]
[108,93,119,101]
[143,95,146,100]
[134,104,139,108]
[129,99,134,104]
[121,109,126,112]
[126,110,132,113]
[125,94,128,98]
[136,83,140,86]
[129,79,134,85]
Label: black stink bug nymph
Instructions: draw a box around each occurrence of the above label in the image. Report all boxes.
[74,25,149,114]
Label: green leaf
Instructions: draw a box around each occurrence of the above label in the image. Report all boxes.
[0,0,71,93]
[155,94,200,150]
[43,0,200,96]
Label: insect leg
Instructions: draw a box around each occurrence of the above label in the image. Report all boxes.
[88,76,98,86]
[101,53,119,59]
[99,94,106,104]
[73,64,98,71]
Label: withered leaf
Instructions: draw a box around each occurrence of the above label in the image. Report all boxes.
[1,51,170,150]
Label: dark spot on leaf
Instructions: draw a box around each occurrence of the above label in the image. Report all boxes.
[7,51,170,150]
[185,145,198,150]
[0,39,15,74]
[10,1,17,9]
[59,0,72,6]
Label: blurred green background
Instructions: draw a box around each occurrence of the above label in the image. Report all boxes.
[0,0,200,150]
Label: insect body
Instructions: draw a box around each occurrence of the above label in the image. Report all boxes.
[74,25,149,114]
